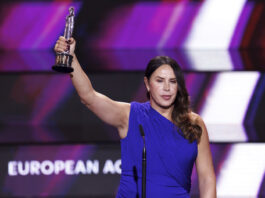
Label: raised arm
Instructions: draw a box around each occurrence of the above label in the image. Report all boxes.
[54,36,130,138]
[193,113,216,198]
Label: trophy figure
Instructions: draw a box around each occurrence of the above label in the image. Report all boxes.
[52,7,75,73]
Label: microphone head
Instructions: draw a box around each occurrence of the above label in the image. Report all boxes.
[139,124,145,137]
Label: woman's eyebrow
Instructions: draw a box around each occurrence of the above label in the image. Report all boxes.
[155,76,176,80]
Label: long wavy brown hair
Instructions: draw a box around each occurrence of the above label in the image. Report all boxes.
[145,56,202,143]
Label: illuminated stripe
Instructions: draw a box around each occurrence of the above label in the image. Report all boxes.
[217,144,265,197]
[184,0,247,49]
[32,3,72,49]
[157,2,185,48]
[0,2,81,50]
[200,72,260,142]
[184,50,234,70]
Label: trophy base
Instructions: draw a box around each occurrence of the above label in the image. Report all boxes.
[52,65,74,73]
[52,53,74,73]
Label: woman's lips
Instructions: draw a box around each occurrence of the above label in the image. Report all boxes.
[161,95,171,100]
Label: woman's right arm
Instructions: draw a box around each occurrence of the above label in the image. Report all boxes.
[54,36,130,138]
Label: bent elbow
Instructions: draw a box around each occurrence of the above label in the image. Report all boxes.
[80,96,92,107]
[80,98,87,105]
[79,92,95,107]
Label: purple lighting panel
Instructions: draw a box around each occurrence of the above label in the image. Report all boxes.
[92,0,265,49]
[0,2,81,50]
[0,0,264,51]
[95,2,201,49]
[0,1,264,71]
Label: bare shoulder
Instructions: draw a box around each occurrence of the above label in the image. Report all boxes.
[189,111,210,146]
[189,111,204,127]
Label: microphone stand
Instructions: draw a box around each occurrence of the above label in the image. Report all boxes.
[139,125,146,198]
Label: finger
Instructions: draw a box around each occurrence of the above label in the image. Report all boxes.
[59,36,66,41]
[59,44,68,52]
[56,40,68,48]
[54,42,68,52]
[55,46,68,53]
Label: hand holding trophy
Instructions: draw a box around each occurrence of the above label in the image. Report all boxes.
[52,7,75,73]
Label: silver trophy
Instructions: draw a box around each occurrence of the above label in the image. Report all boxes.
[52,7,75,73]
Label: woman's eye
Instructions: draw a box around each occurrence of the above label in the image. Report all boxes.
[156,79,163,82]
[170,80,177,84]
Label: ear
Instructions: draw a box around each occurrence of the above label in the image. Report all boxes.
[144,77,150,92]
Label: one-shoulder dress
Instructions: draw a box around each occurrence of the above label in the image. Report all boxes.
[116,102,197,198]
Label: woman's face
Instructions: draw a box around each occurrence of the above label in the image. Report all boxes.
[144,64,178,109]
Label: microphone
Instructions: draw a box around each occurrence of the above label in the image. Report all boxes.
[139,124,146,198]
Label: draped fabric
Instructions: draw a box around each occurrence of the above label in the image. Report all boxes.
[116,102,197,198]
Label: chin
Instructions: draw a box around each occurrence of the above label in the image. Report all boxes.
[150,95,176,109]
[157,100,175,109]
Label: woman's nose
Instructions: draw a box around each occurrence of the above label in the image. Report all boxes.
[163,82,170,91]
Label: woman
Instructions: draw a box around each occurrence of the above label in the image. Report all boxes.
[54,37,216,198]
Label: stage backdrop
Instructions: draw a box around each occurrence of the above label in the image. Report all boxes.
[0,0,264,197]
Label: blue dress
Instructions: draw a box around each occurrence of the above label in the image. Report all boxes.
[116,102,197,198]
